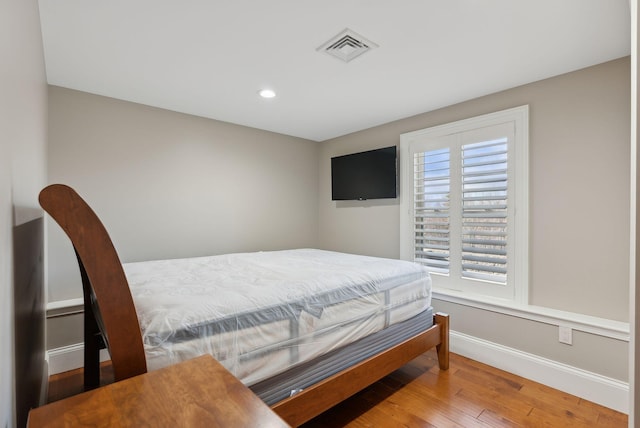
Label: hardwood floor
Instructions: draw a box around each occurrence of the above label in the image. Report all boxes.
[47,361,114,404]
[48,350,627,427]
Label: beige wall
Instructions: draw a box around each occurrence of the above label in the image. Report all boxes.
[46,58,630,390]
[319,57,630,380]
[320,57,630,322]
[47,87,319,302]
[0,0,48,426]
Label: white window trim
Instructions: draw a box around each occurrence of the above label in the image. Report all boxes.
[400,105,530,303]
[399,106,630,342]
[432,288,629,342]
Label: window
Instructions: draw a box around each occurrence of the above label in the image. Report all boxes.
[400,106,529,303]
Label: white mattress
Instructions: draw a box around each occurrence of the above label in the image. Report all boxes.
[124,249,431,386]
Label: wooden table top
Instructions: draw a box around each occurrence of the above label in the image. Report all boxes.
[28,355,290,427]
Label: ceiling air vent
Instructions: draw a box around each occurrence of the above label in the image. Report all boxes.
[317,28,378,63]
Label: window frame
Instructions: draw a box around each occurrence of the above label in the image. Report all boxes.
[400,105,529,304]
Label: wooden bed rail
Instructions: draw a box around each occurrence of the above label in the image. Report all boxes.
[40,183,450,426]
[39,184,147,389]
[272,312,449,427]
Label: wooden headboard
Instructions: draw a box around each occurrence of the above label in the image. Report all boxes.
[39,184,147,390]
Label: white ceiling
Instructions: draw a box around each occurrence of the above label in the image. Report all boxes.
[38,1,631,142]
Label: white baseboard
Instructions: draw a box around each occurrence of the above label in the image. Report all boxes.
[450,330,629,414]
[47,344,110,376]
[46,333,629,414]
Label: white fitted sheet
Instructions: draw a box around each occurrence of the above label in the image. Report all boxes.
[124,249,431,385]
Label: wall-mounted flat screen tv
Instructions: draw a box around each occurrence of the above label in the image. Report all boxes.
[331,146,398,201]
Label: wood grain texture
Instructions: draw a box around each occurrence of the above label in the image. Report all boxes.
[40,183,451,416]
[301,350,628,427]
[272,314,449,427]
[48,361,114,403]
[39,184,147,388]
[31,355,289,427]
[435,312,449,370]
[48,350,626,427]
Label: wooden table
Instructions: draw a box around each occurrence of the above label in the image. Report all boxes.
[28,355,290,427]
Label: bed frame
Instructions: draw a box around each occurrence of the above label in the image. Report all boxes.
[40,183,449,427]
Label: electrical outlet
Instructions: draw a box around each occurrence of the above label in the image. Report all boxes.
[559,325,572,345]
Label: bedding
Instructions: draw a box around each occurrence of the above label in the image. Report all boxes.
[40,183,449,426]
[123,249,432,387]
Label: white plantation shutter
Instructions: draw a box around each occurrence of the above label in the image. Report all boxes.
[413,148,451,274]
[400,106,528,302]
[461,138,508,284]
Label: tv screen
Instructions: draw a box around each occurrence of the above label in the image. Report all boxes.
[331,146,398,201]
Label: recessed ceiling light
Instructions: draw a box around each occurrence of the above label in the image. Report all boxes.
[258,89,276,99]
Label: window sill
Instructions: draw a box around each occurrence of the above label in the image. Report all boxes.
[432,288,630,342]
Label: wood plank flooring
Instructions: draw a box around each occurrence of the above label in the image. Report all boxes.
[48,350,627,427]
[47,361,114,403]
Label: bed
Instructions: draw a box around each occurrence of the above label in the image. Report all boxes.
[39,184,449,427]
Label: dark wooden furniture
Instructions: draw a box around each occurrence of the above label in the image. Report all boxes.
[39,184,146,390]
[39,184,449,427]
[28,355,290,427]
